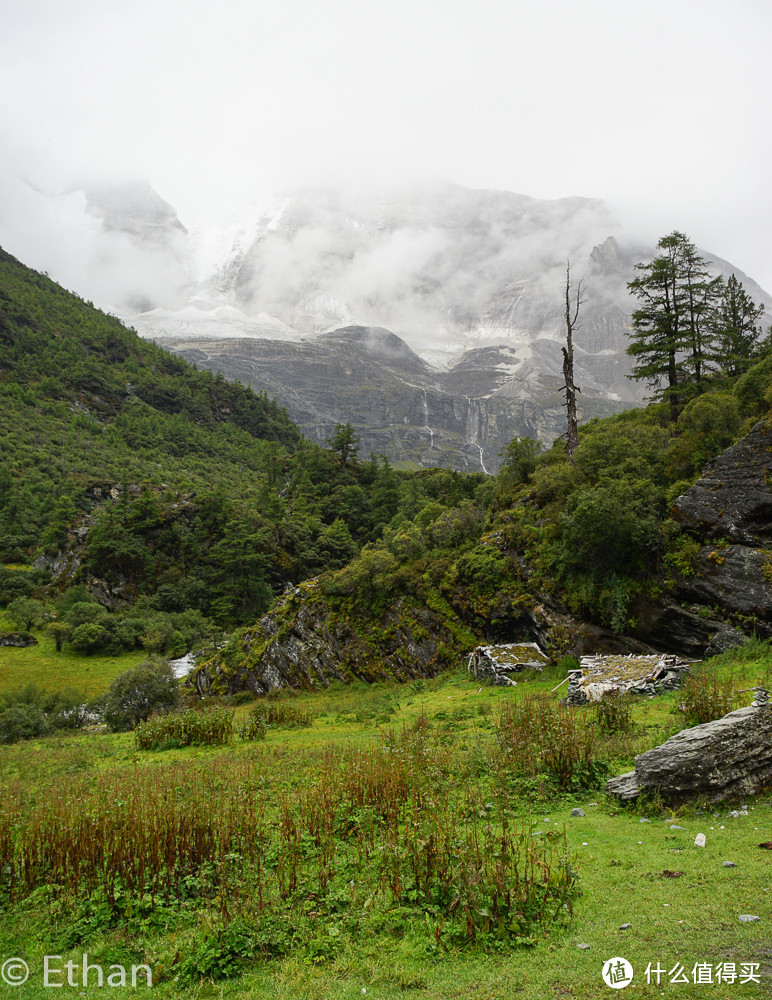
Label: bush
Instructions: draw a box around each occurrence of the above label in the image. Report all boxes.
[0,684,90,740]
[6,597,48,632]
[495,694,608,791]
[557,479,664,578]
[593,692,634,735]
[134,707,234,750]
[231,690,257,706]
[236,714,267,742]
[248,702,314,729]
[0,703,50,743]
[70,622,111,653]
[101,656,180,732]
[673,667,738,727]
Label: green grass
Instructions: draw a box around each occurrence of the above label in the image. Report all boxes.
[0,649,770,998]
[0,627,147,699]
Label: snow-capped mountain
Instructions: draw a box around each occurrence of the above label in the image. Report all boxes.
[5,180,769,470]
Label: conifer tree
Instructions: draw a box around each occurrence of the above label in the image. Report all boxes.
[328,423,360,466]
[626,232,722,420]
[715,273,766,375]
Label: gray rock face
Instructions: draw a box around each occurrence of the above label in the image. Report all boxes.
[629,598,749,658]
[672,421,772,545]
[606,705,772,804]
[161,325,633,473]
[191,581,460,697]
[630,421,772,653]
[125,184,771,471]
[0,632,37,648]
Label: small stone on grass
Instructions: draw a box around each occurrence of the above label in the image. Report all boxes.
[571,808,585,817]
[738,914,760,923]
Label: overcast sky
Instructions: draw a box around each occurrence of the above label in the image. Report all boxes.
[1,0,771,290]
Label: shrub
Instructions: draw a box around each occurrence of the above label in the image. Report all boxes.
[557,479,664,578]
[101,656,180,732]
[673,667,738,726]
[70,622,111,653]
[231,690,257,706]
[248,702,313,729]
[494,694,607,791]
[134,707,234,750]
[236,714,267,742]
[593,692,634,735]
[0,685,90,740]
[6,597,48,632]
[0,703,50,743]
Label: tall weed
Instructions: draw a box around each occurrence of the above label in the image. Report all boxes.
[494,694,607,791]
[134,707,234,750]
[673,668,739,726]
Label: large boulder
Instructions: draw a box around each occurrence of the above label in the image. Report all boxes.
[606,702,772,804]
[0,632,37,648]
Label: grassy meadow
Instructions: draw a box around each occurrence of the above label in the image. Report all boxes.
[0,641,770,998]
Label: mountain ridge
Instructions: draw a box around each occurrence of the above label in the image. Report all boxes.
[7,180,771,469]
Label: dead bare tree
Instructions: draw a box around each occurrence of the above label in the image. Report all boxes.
[562,261,586,462]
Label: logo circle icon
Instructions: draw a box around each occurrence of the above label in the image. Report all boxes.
[1,958,30,986]
[602,957,634,989]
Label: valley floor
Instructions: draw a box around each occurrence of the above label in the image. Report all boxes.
[0,652,769,999]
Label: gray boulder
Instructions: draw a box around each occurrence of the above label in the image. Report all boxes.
[606,704,772,804]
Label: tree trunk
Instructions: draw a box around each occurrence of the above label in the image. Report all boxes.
[562,263,584,461]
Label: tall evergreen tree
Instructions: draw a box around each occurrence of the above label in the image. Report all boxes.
[715,273,766,375]
[328,423,360,466]
[626,232,722,420]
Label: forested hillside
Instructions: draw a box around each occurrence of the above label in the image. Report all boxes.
[200,355,772,692]
[0,247,483,648]
[1,243,771,675]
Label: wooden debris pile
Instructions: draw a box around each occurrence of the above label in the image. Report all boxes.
[468,643,550,686]
[566,653,692,705]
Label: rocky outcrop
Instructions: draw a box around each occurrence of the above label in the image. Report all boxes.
[0,632,37,648]
[162,326,633,474]
[191,580,465,697]
[606,702,772,804]
[629,420,772,653]
[629,599,750,659]
[671,420,772,544]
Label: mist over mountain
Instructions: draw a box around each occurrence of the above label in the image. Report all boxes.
[5,179,770,470]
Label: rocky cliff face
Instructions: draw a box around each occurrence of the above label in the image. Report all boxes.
[163,325,633,472]
[14,179,770,470]
[192,580,464,696]
[132,184,770,471]
[631,419,772,654]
